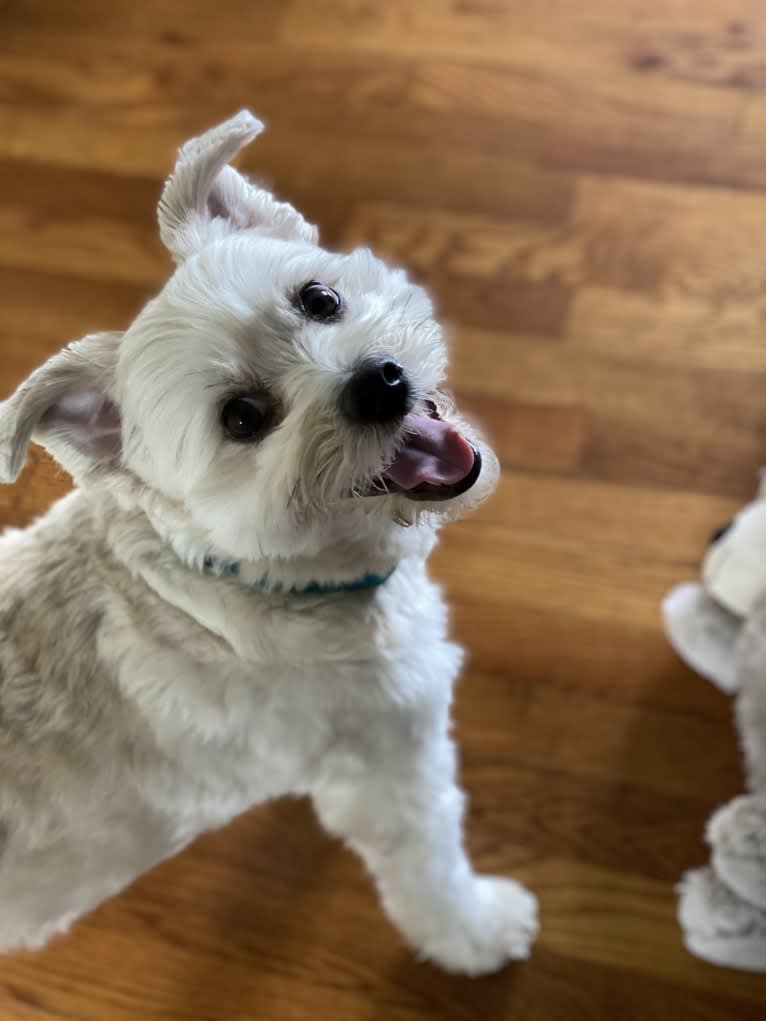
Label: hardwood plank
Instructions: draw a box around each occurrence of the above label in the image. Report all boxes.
[569,286,766,370]
[449,330,766,496]
[278,2,766,191]
[574,175,766,305]
[0,0,285,41]
[468,473,739,561]
[498,949,766,1021]
[0,36,576,225]
[2,5,766,193]
[460,396,589,473]
[532,859,766,1000]
[456,669,740,803]
[464,759,724,886]
[341,201,586,290]
[0,161,166,286]
[367,177,766,305]
[0,268,143,355]
[343,192,766,365]
[277,0,766,67]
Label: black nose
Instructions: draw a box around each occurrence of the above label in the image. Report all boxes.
[340,358,413,425]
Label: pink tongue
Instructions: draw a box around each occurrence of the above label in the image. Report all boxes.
[385,414,475,491]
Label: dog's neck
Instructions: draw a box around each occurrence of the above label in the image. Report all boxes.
[183,548,397,596]
[104,479,436,599]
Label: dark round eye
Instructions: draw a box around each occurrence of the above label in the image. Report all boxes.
[298,281,343,321]
[221,396,270,442]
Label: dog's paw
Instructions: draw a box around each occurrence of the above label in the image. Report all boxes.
[420,877,539,976]
[678,865,766,973]
[708,794,766,910]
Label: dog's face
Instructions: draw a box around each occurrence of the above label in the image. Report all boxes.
[0,112,498,562]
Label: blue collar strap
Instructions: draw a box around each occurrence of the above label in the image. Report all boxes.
[200,554,395,596]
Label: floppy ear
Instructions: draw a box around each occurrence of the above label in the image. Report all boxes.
[157,109,318,263]
[0,332,121,484]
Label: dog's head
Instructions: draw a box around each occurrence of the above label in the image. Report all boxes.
[0,112,498,563]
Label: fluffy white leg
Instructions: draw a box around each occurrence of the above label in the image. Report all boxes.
[678,865,766,972]
[735,632,766,792]
[707,794,766,911]
[662,583,741,694]
[311,735,538,975]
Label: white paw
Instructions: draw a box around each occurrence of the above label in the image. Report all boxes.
[708,794,766,855]
[678,866,766,973]
[708,795,766,910]
[420,877,539,976]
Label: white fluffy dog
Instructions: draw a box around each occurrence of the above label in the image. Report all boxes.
[0,112,538,973]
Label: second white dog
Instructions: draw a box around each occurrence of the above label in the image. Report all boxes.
[0,112,538,973]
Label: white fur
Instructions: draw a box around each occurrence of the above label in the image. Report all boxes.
[703,500,766,618]
[663,483,766,972]
[662,583,740,694]
[0,112,537,973]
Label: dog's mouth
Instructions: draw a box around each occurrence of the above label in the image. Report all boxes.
[366,402,481,502]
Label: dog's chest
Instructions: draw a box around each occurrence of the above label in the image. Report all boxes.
[117,568,460,832]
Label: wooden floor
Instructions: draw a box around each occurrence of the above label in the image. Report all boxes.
[1,1,766,1017]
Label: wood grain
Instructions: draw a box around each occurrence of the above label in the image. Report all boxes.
[0,1,765,1017]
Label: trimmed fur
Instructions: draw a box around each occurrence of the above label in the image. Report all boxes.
[0,112,537,972]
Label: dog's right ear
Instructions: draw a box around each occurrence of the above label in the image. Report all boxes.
[157,110,318,264]
[0,332,121,484]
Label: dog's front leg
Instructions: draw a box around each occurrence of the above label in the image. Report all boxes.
[311,733,538,975]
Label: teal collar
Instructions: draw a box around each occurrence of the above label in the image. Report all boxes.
[200,554,395,596]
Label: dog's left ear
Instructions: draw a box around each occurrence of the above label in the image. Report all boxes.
[157,110,318,263]
[0,332,122,483]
